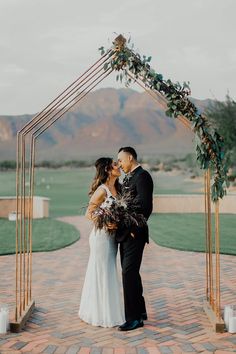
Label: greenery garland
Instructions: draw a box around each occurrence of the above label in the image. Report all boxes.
[99,36,229,201]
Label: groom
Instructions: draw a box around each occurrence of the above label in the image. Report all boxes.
[116,147,153,331]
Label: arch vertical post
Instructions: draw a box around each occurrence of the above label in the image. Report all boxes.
[203,169,224,332]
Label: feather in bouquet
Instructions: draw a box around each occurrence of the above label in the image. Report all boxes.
[92,192,146,234]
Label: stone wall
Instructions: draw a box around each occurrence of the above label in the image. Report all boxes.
[153,194,236,213]
[0,196,50,219]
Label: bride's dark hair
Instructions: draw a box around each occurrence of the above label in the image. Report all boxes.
[89,157,120,196]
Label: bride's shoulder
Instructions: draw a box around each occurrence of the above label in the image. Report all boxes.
[94,184,106,194]
[97,184,110,194]
[92,184,108,199]
[89,185,106,204]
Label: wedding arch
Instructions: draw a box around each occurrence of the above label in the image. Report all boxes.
[11,35,228,333]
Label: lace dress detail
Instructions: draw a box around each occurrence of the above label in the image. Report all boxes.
[78,184,124,327]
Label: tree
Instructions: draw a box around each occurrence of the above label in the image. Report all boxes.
[206,95,236,167]
[0,160,16,170]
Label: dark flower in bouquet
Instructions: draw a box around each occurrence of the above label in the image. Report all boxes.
[92,192,147,234]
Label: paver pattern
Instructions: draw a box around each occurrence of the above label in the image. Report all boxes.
[0,216,236,353]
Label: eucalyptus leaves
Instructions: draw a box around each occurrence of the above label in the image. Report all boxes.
[99,36,228,201]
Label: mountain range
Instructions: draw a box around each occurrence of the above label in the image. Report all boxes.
[0,88,213,161]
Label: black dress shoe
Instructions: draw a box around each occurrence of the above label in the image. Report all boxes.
[118,320,144,331]
[141,312,148,320]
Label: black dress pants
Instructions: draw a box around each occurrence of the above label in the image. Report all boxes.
[120,236,146,321]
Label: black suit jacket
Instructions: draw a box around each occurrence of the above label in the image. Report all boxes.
[115,166,153,243]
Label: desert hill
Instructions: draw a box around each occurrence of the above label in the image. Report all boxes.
[0,88,213,161]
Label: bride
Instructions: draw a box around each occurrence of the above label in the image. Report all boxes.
[78,157,125,327]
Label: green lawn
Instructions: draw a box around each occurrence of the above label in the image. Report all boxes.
[0,168,93,217]
[0,168,203,217]
[34,168,93,217]
[153,171,203,195]
[0,218,80,255]
[1,213,235,256]
[1,168,235,256]
[149,213,236,255]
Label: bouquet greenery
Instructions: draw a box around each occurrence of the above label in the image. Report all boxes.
[91,192,146,234]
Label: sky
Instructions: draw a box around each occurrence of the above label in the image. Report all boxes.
[0,0,235,115]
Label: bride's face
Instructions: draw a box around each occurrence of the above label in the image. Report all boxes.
[110,161,121,178]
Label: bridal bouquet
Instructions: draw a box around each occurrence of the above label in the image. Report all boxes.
[91,192,146,234]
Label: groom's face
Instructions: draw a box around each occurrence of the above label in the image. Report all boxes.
[117,151,132,174]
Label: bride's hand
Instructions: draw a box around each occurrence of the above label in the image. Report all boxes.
[106,222,118,230]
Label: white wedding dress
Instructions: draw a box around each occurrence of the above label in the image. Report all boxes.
[78,184,125,327]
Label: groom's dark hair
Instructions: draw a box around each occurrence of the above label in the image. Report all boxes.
[118,146,137,161]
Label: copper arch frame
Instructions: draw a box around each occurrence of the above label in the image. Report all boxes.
[10,35,224,332]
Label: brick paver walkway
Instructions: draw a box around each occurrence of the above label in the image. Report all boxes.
[0,216,236,354]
